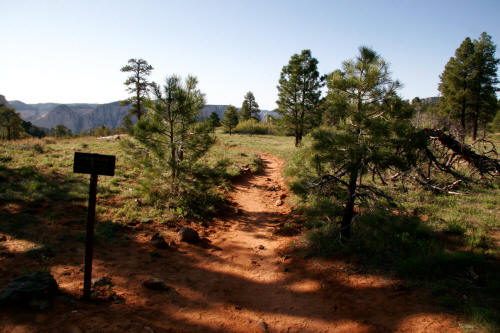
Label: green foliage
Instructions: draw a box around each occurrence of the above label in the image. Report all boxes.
[239,91,260,121]
[122,74,225,218]
[53,124,72,138]
[121,58,154,122]
[232,119,276,135]
[439,32,499,140]
[276,49,324,146]
[0,105,25,140]
[222,105,239,135]
[207,111,221,128]
[91,125,112,137]
[22,120,46,138]
[292,47,416,238]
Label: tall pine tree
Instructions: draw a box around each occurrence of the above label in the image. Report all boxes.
[276,49,324,147]
[470,32,499,140]
[439,32,499,141]
[239,91,260,121]
[121,58,154,121]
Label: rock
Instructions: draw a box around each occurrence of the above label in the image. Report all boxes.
[280,193,286,200]
[66,326,83,333]
[143,278,169,291]
[0,271,58,309]
[150,233,169,249]
[258,245,265,250]
[275,199,283,206]
[258,321,269,332]
[178,227,199,243]
[92,277,112,288]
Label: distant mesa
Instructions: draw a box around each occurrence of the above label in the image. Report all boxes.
[1,95,278,133]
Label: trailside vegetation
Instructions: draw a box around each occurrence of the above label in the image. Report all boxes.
[222,105,239,135]
[276,49,324,146]
[122,74,227,218]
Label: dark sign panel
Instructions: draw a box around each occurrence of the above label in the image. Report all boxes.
[73,152,116,176]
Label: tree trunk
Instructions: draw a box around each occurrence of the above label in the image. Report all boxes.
[341,168,358,240]
[472,103,479,141]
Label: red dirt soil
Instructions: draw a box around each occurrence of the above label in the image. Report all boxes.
[0,152,464,332]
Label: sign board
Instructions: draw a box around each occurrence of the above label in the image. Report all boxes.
[73,152,115,176]
[73,151,116,299]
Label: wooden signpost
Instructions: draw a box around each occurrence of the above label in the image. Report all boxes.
[73,152,116,300]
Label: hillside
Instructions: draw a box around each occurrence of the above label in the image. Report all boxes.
[3,95,277,133]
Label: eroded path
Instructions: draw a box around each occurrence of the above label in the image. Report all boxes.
[0,152,464,333]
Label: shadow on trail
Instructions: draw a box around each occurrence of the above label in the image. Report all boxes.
[0,159,462,332]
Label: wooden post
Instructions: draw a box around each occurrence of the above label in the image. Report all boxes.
[83,173,98,300]
[73,152,115,300]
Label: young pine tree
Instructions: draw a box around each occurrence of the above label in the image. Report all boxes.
[123,74,217,213]
[292,47,416,239]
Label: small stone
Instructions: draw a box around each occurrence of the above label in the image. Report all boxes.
[275,200,283,206]
[258,321,268,332]
[258,245,265,250]
[150,233,169,249]
[66,325,83,333]
[143,278,169,291]
[92,277,112,288]
[280,193,286,200]
[178,227,200,244]
[143,326,155,333]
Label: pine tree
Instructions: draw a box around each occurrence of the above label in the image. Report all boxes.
[123,74,215,210]
[121,58,154,122]
[439,33,499,141]
[239,91,260,121]
[470,32,499,140]
[222,105,239,135]
[276,49,324,147]
[0,105,25,140]
[293,47,415,239]
[439,38,475,140]
[208,111,221,129]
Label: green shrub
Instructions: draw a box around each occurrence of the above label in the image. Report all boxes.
[232,119,277,135]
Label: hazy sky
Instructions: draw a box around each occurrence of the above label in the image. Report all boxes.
[1,0,499,109]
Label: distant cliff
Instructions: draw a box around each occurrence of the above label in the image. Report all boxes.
[3,96,277,133]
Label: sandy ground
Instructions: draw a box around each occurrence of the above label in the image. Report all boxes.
[0,152,463,332]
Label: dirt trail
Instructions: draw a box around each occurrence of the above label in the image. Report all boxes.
[0,152,464,333]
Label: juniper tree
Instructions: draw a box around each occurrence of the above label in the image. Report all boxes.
[222,105,239,135]
[240,91,260,121]
[121,58,153,122]
[293,47,415,239]
[276,49,324,146]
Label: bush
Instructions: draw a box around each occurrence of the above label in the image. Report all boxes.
[232,119,277,135]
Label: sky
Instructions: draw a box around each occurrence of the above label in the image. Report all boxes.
[1,0,499,110]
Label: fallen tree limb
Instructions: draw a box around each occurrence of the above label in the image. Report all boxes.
[420,129,500,176]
